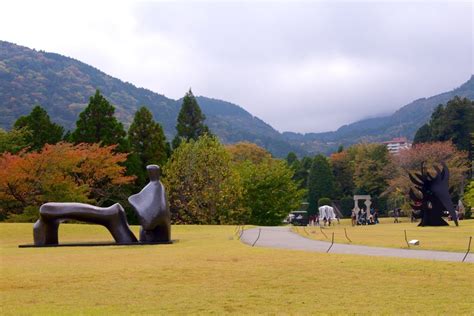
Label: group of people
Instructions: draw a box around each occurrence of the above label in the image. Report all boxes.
[351,208,379,226]
[308,214,340,226]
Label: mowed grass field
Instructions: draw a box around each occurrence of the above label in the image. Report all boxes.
[293,218,474,252]
[1,223,473,315]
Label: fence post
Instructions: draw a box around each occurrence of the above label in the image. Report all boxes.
[238,225,245,240]
[252,228,261,247]
[326,232,335,253]
[404,230,410,248]
[462,236,472,263]
[344,228,352,243]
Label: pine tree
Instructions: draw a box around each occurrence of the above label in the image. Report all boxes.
[307,155,335,215]
[413,124,432,144]
[14,105,64,151]
[71,90,127,150]
[413,97,474,153]
[128,107,168,184]
[173,89,210,147]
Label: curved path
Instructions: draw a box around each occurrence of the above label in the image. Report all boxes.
[240,227,473,263]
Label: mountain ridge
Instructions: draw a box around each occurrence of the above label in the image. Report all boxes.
[0,40,304,156]
[282,75,474,153]
[1,40,472,156]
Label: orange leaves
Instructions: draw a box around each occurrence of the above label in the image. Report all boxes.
[0,142,135,216]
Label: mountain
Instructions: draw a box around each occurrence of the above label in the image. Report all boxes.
[1,40,472,157]
[0,41,304,157]
[282,75,474,154]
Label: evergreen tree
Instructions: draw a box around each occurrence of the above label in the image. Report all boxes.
[307,155,335,215]
[71,90,127,149]
[413,123,432,144]
[14,105,64,151]
[128,107,168,185]
[286,152,298,165]
[413,97,474,154]
[173,89,210,147]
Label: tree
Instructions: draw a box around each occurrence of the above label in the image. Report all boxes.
[463,180,474,218]
[348,143,390,197]
[13,106,64,151]
[173,89,210,147]
[330,151,355,198]
[340,196,354,217]
[318,197,332,207]
[307,155,335,215]
[286,152,298,165]
[413,97,474,157]
[0,128,31,154]
[128,107,168,185]
[71,90,127,150]
[413,123,432,144]
[231,145,305,226]
[385,141,470,203]
[226,142,272,164]
[0,142,134,221]
[163,135,246,224]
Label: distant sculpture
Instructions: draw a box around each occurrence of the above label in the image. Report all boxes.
[409,162,458,226]
[34,203,137,245]
[31,164,171,246]
[128,165,171,242]
[352,195,371,222]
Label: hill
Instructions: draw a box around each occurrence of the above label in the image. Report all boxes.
[283,76,474,153]
[0,41,303,157]
[1,40,472,157]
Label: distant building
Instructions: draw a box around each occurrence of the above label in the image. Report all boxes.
[382,137,412,154]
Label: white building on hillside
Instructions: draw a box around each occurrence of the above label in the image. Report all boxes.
[383,137,412,154]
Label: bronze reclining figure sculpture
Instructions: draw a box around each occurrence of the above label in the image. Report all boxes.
[32,165,171,246]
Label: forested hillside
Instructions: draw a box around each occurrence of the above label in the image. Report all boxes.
[0,41,302,156]
[1,40,472,156]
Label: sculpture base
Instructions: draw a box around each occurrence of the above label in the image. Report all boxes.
[18,240,175,248]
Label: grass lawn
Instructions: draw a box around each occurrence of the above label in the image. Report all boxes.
[1,223,473,315]
[293,218,474,253]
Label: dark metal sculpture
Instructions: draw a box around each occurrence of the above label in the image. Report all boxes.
[128,165,171,242]
[409,162,458,227]
[34,203,137,245]
[30,164,171,246]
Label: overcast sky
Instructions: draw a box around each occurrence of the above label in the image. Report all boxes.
[1,0,472,133]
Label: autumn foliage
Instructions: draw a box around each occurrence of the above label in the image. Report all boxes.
[385,141,469,199]
[0,142,134,219]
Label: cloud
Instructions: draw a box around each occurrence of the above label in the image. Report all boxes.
[0,0,472,132]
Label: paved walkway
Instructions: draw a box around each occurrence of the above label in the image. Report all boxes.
[240,226,473,263]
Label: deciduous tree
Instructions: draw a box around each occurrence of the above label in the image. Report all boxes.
[234,154,305,226]
[163,135,246,224]
[385,141,469,202]
[0,142,134,220]
[226,141,272,164]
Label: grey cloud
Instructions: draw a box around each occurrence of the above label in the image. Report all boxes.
[131,1,472,132]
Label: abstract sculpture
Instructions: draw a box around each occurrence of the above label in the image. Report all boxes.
[34,203,137,245]
[30,164,171,246]
[128,165,171,242]
[409,162,458,227]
